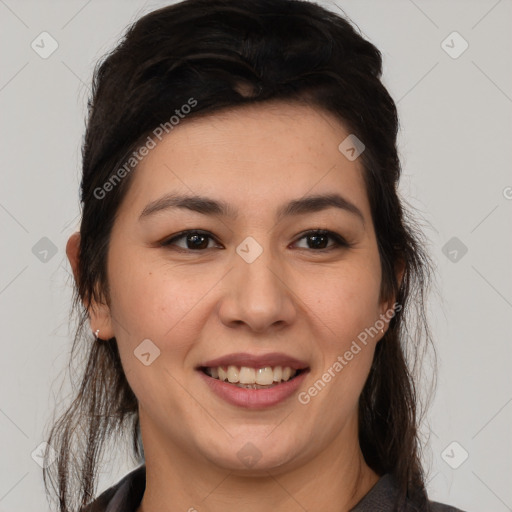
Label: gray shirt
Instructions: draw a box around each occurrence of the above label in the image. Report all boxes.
[82,464,467,512]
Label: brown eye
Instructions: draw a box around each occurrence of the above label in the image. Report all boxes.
[293,230,350,251]
[161,230,221,251]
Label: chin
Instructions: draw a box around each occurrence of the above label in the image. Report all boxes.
[201,435,302,473]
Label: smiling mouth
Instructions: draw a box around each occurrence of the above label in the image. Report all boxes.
[199,365,308,389]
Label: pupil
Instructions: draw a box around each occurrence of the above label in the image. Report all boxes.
[309,234,327,249]
[189,233,207,249]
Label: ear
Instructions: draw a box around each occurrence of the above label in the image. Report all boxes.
[394,257,405,300]
[66,231,115,340]
[379,257,405,334]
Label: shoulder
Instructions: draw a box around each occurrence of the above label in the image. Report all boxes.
[350,473,469,512]
[82,466,469,512]
[429,500,467,512]
[80,464,146,512]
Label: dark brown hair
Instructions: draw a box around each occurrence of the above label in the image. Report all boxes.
[43,1,437,510]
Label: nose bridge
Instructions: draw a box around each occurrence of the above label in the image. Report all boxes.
[219,235,296,332]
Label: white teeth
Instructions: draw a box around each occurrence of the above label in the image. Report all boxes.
[239,366,256,384]
[282,366,292,381]
[218,366,228,381]
[256,367,274,385]
[205,365,299,384]
[227,365,239,383]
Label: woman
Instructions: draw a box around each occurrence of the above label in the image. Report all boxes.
[42,0,468,511]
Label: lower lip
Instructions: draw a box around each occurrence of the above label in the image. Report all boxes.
[198,369,309,409]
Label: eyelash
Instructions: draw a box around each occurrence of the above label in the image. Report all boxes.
[160,229,350,252]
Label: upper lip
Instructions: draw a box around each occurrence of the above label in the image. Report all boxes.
[198,352,309,370]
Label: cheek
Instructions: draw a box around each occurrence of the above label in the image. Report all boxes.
[108,249,209,337]
[299,256,383,345]
[106,256,212,410]
[295,259,382,427]
[105,251,203,379]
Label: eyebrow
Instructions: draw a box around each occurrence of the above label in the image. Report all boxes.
[139,192,365,225]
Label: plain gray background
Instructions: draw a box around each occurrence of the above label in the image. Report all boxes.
[0,1,511,511]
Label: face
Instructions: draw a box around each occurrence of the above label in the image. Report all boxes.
[82,102,395,474]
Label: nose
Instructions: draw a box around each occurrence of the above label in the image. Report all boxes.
[217,243,297,334]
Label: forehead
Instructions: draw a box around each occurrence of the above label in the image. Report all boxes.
[116,102,371,222]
